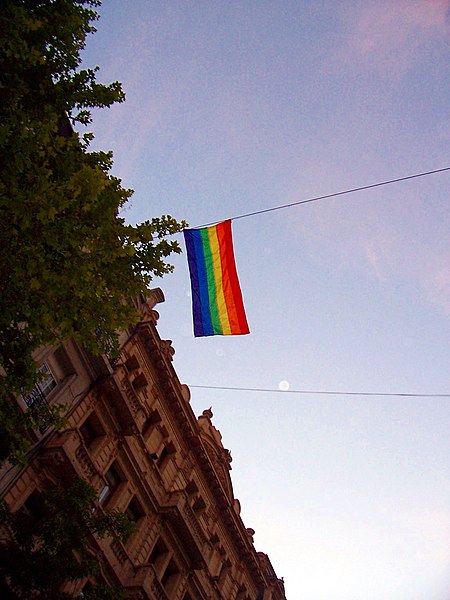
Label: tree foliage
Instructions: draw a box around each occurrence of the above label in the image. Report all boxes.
[0,0,185,458]
[0,477,132,598]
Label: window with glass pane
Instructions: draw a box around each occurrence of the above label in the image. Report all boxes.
[38,363,56,396]
[99,461,126,505]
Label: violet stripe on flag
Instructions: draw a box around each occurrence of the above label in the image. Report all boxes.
[183,220,250,337]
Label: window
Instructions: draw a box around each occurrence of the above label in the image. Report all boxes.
[123,496,145,542]
[124,354,140,371]
[105,462,124,490]
[218,559,231,587]
[142,409,161,436]
[22,491,46,519]
[99,461,125,505]
[210,532,219,545]
[53,345,75,377]
[157,441,175,469]
[79,412,105,448]
[79,581,94,598]
[186,479,198,495]
[148,537,169,572]
[21,363,56,411]
[132,373,147,390]
[161,558,180,591]
[148,539,180,595]
[192,496,206,513]
[236,585,249,600]
[125,496,145,523]
[38,363,57,396]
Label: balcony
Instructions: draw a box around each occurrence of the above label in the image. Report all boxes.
[21,385,49,411]
[20,362,56,413]
[127,564,168,600]
[20,381,53,434]
[160,492,207,570]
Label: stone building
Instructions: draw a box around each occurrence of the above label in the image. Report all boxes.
[0,290,286,599]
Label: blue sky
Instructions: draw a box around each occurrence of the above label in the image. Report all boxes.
[82,2,450,598]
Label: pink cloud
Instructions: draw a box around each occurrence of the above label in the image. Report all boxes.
[425,261,450,316]
[338,0,450,74]
[289,186,450,318]
[357,227,450,317]
[363,240,387,281]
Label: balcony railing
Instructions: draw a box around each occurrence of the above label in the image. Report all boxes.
[20,384,51,433]
[21,385,49,411]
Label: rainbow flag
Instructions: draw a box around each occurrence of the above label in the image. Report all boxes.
[184,220,250,337]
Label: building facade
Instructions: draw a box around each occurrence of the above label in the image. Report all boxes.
[0,290,286,599]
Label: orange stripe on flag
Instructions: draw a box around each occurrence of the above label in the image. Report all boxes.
[217,220,249,335]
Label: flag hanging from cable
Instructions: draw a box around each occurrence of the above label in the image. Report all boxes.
[183,220,250,337]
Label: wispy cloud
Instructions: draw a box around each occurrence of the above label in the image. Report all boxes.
[362,224,450,318]
[363,238,387,281]
[337,0,450,75]
[291,188,450,317]
[425,261,450,316]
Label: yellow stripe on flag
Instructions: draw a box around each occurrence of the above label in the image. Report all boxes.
[208,226,231,335]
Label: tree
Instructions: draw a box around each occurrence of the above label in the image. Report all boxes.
[0,0,185,460]
[0,477,133,598]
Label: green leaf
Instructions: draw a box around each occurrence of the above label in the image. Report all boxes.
[0,0,184,461]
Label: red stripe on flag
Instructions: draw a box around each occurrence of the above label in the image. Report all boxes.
[217,220,249,335]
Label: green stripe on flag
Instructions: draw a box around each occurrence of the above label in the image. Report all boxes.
[200,228,222,334]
